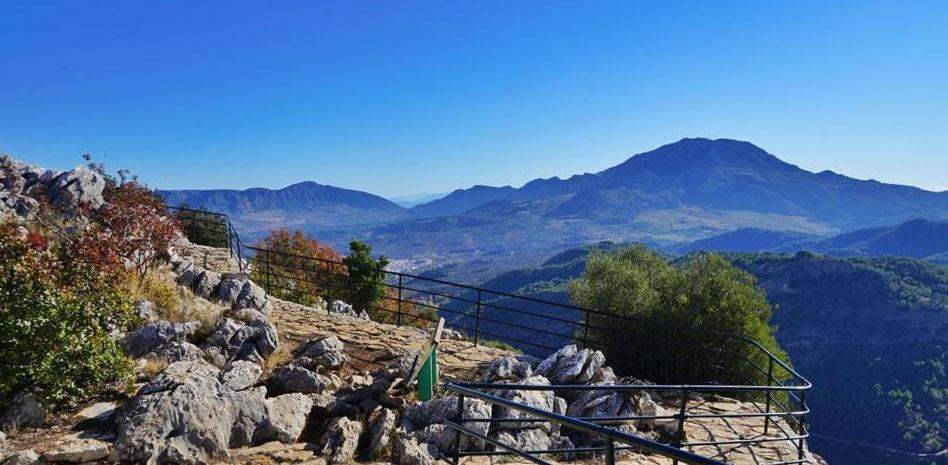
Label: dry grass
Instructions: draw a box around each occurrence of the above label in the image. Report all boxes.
[262,337,295,376]
[139,357,168,379]
[129,268,226,342]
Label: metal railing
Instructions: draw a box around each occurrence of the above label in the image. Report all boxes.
[447,380,811,465]
[169,205,812,465]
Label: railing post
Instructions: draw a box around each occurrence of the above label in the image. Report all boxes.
[764,357,774,435]
[798,391,807,461]
[452,394,465,465]
[604,437,615,465]
[474,289,482,346]
[672,388,689,465]
[264,250,271,293]
[581,308,591,348]
[396,274,403,327]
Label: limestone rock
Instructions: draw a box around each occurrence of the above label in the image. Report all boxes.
[297,336,347,369]
[494,375,555,432]
[219,360,262,391]
[363,408,397,459]
[148,341,205,364]
[112,359,296,464]
[48,165,106,211]
[111,360,236,463]
[395,436,435,465]
[495,428,552,452]
[135,300,158,323]
[43,438,110,463]
[268,365,331,394]
[535,345,608,385]
[120,320,199,359]
[216,274,247,305]
[321,417,362,465]
[0,392,47,430]
[254,394,314,444]
[76,401,118,423]
[192,270,221,300]
[482,355,532,383]
[175,262,201,288]
[202,318,278,366]
[329,300,370,320]
[3,450,39,465]
[402,396,491,453]
[235,281,268,313]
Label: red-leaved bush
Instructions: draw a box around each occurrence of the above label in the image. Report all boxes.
[93,181,180,278]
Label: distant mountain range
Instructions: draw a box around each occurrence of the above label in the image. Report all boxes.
[675,218,948,262]
[157,181,407,235]
[460,244,948,465]
[159,138,948,277]
[388,192,448,208]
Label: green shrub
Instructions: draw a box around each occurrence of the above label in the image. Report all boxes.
[175,207,230,248]
[344,240,389,317]
[569,244,789,386]
[0,222,135,405]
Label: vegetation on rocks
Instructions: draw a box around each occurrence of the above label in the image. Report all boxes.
[0,221,135,405]
[569,244,789,386]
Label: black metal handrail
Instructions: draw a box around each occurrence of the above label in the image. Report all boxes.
[446,381,811,465]
[169,206,812,464]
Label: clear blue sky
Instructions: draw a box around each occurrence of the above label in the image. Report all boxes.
[1,1,946,196]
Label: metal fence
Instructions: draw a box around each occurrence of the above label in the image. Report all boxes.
[169,205,812,465]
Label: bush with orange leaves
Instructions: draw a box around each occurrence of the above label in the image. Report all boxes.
[251,229,348,307]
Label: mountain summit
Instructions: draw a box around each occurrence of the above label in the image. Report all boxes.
[328,138,948,278]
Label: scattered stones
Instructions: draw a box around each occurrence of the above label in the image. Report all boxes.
[42,438,110,463]
[0,392,47,431]
[320,417,362,465]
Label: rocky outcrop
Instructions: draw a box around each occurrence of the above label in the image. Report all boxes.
[48,165,106,211]
[202,317,278,367]
[111,360,310,464]
[120,320,200,360]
